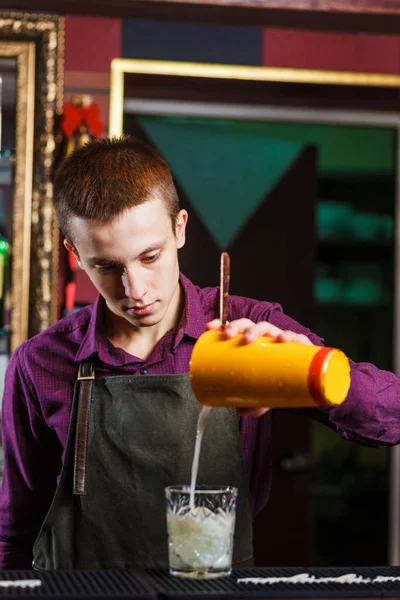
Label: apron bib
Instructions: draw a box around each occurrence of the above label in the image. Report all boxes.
[33,366,253,569]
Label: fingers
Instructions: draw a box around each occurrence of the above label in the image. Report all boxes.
[205,318,260,339]
[204,320,313,346]
[224,319,259,339]
[237,407,271,418]
[205,319,223,330]
[205,319,285,342]
[239,321,282,343]
[277,330,313,346]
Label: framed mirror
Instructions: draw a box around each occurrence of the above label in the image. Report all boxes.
[0,12,64,354]
[0,40,34,355]
[109,57,400,567]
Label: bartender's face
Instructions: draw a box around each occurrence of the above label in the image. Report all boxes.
[65,196,188,330]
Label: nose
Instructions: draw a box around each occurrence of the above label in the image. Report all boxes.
[122,267,147,301]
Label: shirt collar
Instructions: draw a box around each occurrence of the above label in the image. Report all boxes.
[75,295,110,363]
[173,273,206,348]
[75,273,206,363]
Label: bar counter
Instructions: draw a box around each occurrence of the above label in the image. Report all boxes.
[2,566,400,599]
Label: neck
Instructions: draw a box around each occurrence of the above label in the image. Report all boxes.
[105,282,184,360]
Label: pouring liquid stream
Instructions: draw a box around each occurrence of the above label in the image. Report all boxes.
[189,405,212,512]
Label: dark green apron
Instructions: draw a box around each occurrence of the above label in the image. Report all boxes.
[33,364,253,569]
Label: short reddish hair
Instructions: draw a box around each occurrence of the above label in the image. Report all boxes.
[53,135,179,241]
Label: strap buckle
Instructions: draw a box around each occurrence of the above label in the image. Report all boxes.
[77,363,95,381]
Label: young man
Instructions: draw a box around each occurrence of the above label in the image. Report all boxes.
[0,136,399,570]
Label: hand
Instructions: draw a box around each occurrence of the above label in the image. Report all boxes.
[205,318,313,418]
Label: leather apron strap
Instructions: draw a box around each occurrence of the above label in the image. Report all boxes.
[73,362,95,495]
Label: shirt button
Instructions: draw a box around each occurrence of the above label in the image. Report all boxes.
[140,368,147,375]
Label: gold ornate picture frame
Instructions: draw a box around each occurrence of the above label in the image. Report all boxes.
[109,58,400,138]
[0,12,64,350]
[1,40,35,352]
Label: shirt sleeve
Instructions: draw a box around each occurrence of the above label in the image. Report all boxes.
[0,343,59,569]
[264,303,400,447]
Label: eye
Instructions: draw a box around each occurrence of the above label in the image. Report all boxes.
[96,264,122,274]
[142,252,161,264]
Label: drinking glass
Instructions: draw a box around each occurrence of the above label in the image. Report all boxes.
[165,485,237,579]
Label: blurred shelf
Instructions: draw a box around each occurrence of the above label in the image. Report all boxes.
[319,172,394,184]
[316,302,391,311]
[317,239,393,260]
[318,239,392,247]
[319,173,395,199]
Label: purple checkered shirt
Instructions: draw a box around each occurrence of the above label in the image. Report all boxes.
[0,273,399,569]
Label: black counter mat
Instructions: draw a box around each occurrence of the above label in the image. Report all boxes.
[0,570,155,599]
[1,567,400,599]
[145,566,400,598]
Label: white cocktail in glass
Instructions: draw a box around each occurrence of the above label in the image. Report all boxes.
[165,485,237,579]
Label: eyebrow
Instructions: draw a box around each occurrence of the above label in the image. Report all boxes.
[87,257,122,268]
[87,241,166,267]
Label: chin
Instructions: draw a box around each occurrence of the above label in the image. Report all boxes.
[126,310,162,326]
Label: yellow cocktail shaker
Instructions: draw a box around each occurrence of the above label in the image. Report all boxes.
[189,330,351,408]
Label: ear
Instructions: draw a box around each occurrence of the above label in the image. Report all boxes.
[175,210,188,250]
[63,239,83,269]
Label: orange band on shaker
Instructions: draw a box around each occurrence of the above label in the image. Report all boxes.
[307,347,334,406]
